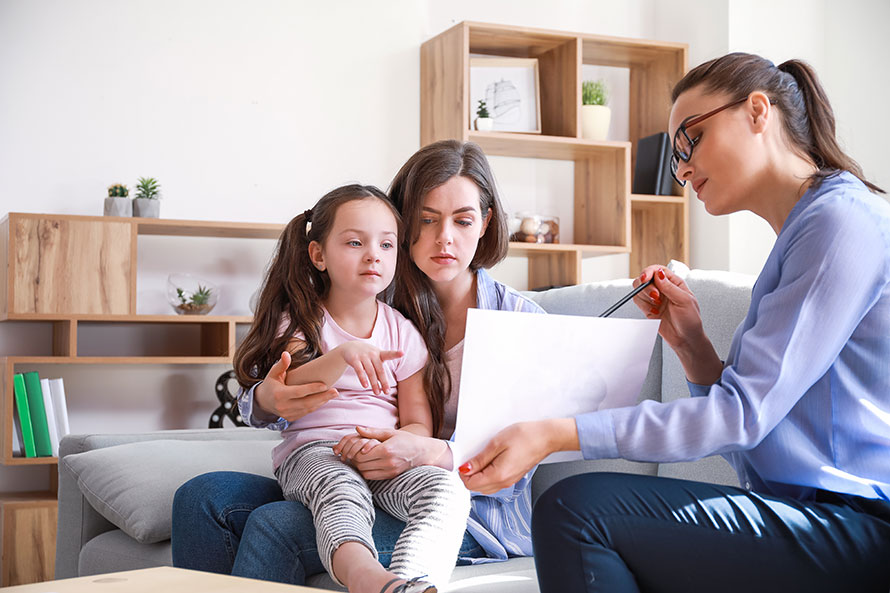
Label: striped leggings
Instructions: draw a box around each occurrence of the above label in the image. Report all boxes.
[276,440,471,587]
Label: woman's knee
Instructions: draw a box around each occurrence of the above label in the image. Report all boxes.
[174,471,284,519]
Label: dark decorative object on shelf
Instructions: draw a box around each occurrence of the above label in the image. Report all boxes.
[633,132,673,195]
[209,370,248,428]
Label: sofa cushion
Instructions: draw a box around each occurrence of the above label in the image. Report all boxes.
[62,439,277,544]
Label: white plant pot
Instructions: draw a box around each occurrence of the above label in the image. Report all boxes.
[581,105,611,141]
[104,197,132,217]
[475,117,494,132]
[133,198,160,218]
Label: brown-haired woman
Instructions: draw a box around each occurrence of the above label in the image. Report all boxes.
[459,53,890,592]
[172,141,546,586]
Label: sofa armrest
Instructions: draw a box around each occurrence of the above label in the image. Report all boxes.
[55,428,277,579]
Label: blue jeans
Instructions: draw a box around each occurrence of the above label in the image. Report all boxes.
[171,471,485,584]
[532,472,890,593]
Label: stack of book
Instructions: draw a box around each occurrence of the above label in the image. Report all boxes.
[12,372,70,458]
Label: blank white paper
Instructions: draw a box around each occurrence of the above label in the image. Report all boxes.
[454,309,659,465]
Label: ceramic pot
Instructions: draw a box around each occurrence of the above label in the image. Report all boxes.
[133,198,160,218]
[475,117,494,132]
[104,197,132,217]
[581,105,611,141]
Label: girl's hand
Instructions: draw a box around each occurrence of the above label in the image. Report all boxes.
[254,351,339,422]
[333,433,381,462]
[336,342,403,396]
[347,426,449,480]
[632,265,722,385]
[459,419,575,495]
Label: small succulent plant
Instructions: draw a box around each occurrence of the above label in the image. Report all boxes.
[476,99,491,119]
[582,79,608,106]
[135,177,161,200]
[107,183,129,198]
[175,284,214,314]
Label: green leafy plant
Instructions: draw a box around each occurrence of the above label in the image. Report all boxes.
[134,177,161,200]
[582,79,609,106]
[107,183,129,198]
[175,285,213,313]
[476,99,491,119]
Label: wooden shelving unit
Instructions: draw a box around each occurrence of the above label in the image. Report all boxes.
[421,22,689,286]
[0,212,284,585]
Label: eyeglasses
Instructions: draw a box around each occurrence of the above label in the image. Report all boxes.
[670,97,748,187]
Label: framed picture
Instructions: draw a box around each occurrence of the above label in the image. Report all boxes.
[470,57,541,133]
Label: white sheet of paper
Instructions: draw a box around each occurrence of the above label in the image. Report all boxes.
[454,308,660,465]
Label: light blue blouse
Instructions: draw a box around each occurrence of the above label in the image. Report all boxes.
[577,171,890,502]
[238,268,544,560]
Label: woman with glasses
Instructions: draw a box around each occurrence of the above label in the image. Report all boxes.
[458,52,890,592]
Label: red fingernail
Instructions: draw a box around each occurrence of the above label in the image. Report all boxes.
[639,273,646,281]
[459,462,472,474]
[658,269,666,279]
[648,290,658,299]
[650,307,659,315]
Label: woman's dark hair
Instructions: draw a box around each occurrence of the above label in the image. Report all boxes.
[234,184,398,389]
[388,140,508,437]
[672,52,884,194]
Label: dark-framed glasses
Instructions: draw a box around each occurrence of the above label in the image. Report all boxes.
[670,96,748,187]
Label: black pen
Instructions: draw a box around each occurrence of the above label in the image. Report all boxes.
[598,276,655,318]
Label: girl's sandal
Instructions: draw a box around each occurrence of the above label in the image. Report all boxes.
[378,575,437,593]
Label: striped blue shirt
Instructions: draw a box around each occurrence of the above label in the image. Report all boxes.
[238,268,544,560]
[577,172,890,502]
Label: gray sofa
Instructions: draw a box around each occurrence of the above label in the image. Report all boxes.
[56,269,755,592]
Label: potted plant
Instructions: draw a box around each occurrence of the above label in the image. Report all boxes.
[104,183,132,217]
[581,79,611,141]
[133,176,161,218]
[475,99,494,131]
[167,274,219,315]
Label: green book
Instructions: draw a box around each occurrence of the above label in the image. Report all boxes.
[23,371,53,457]
[12,373,37,458]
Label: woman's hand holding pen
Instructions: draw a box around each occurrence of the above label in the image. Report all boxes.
[633,265,723,385]
[254,351,339,422]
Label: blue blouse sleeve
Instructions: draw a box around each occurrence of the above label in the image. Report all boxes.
[237,381,288,431]
[576,192,890,462]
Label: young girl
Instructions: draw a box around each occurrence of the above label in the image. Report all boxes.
[233,184,470,593]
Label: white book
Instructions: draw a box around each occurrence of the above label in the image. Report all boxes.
[40,378,61,457]
[12,413,24,456]
[49,378,70,439]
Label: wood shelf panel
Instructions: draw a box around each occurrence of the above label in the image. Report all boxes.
[467,22,579,57]
[630,201,687,274]
[1,455,57,466]
[507,242,627,256]
[2,213,284,241]
[0,490,55,503]
[420,23,467,147]
[4,356,233,365]
[468,131,629,160]
[10,217,133,316]
[3,313,253,323]
[631,193,686,204]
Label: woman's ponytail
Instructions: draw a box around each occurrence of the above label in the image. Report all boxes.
[777,60,883,193]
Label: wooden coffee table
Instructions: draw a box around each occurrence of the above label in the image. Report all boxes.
[1,566,325,592]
